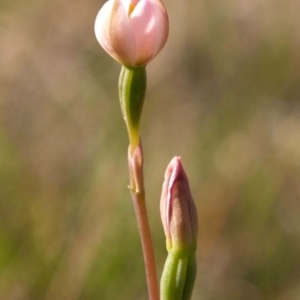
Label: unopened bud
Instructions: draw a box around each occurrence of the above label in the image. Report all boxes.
[94,0,169,68]
[160,157,198,300]
[160,157,198,253]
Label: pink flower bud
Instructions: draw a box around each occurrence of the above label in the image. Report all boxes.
[94,0,169,67]
[160,157,198,252]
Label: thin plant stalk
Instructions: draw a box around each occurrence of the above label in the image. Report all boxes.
[131,189,159,300]
[128,143,159,300]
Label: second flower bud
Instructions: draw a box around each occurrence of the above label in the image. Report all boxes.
[160,157,198,253]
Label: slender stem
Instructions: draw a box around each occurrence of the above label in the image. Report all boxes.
[119,65,158,298]
[131,190,159,300]
[128,142,159,300]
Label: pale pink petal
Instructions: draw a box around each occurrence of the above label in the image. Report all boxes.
[160,157,181,244]
[94,1,115,56]
[130,0,155,65]
[151,0,169,58]
[120,0,139,13]
[120,0,131,12]
[109,0,136,66]
[95,0,168,66]
[167,157,181,228]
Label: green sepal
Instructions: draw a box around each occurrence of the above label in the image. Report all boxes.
[119,66,146,148]
[181,254,197,300]
[160,250,197,300]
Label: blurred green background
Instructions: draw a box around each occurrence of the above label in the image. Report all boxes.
[1,0,300,299]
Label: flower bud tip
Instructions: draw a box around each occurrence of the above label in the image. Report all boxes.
[160,157,198,253]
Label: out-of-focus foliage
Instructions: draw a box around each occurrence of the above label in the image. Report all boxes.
[1,0,300,299]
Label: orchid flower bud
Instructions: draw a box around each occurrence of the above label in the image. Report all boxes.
[160,157,198,253]
[160,157,198,300]
[94,0,169,67]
